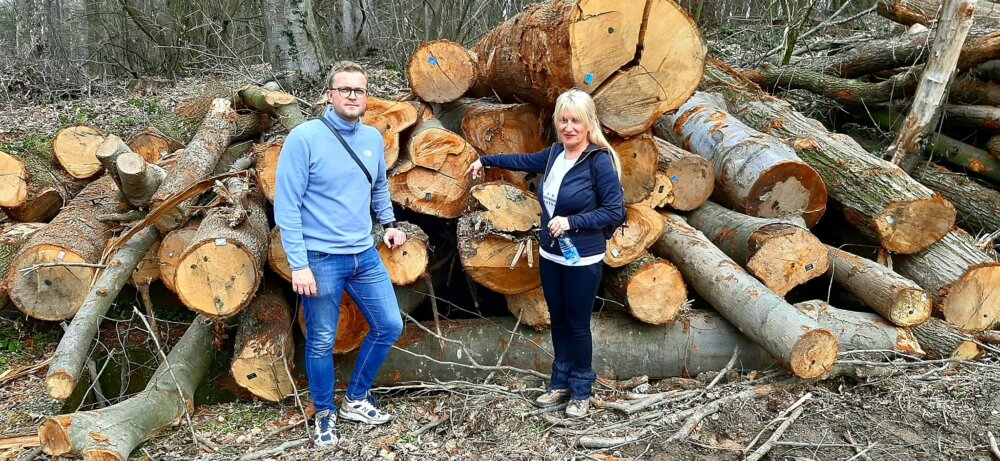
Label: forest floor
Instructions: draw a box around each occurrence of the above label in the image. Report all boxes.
[2,54,1000,461]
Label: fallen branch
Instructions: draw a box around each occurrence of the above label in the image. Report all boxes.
[238,438,308,461]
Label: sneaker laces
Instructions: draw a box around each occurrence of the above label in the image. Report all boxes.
[315,409,332,433]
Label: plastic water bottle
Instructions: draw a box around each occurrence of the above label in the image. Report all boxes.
[557,235,581,265]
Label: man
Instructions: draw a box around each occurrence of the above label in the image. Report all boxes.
[274,61,407,448]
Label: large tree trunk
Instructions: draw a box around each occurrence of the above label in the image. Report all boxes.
[6,175,122,320]
[912,164,1000,233]
[262,0,327,87]
[602,253,687,324]
[611,133,659,204]
[651,211,839,379]
[950,76,1000,106]
[639,137,715,211]
[407,40,478,104]
[470,0,707,136]
[878,0,1000,26]
[794,300,924,356]
[895,229,1000,332]
[661,92,827,227]
[232,284,295,402]
[685,201,830,296]
[365,98,420,169]
[44,227,159,400]
[390,119,476,218]
[606,204,664,267]
[703,59,957,254]
[52,125,106,180]
[238,85,307,132]
[0,147,86,223]
[338,312,776,385]
[148,99,237,232]
[939,104,1000,134]
[0,223,45,310]
[173,181,269,318]
[40,315,216,461]
[886,0,977,172]
[457,211,540,295]
[826,245,932,327]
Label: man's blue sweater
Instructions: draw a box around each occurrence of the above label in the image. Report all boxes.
[274,109,394,271]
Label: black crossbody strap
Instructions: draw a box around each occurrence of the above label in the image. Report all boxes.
[320,117,373,187]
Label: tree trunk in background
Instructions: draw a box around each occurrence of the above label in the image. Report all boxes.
[263,0,328,87]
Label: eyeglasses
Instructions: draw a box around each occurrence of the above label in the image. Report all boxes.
[330,87,368,98]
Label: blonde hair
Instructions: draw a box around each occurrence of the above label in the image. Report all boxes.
[552,89,622,179]
[326,61,368,89]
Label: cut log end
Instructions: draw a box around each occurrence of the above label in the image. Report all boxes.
[158,224,199,292]
[659,160,714,211]
[457,213,540,295]
[256,140,281,203]
[231,339,295,402]
[789,329,839,379]
[889,287,933,327]
[873,197,956,254]
[745,225,830,296]
[0,150,28,207]
[941,263,1000,332]
[624,260,687,324]
[606,205,664,267]
[127,131,174,164]
[471,182,541,233]
[952,341,984,360]
[365,98,419,169]
[9,245,95,321]
[746,164,828,227]
[506,286,550,331]
[268,227,292,283]
[53,125,105,179]
[38,418,71,455]
[378,239,429,286]
[5,188,63,223]
[408,40,477,103]
[174,241,259,318]
[44,372,75,401]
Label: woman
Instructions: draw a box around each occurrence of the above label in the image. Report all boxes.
[465,89,625,418]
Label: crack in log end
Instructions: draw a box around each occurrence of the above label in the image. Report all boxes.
[789,329,838,379]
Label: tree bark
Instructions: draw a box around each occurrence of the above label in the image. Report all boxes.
[950,76,1000,106]
[407,40,478,104]
[638,136,715,211]
[602,253,688,325]
[611,132,660,204]
[149,99,237,232]
[990,135,1000,158]
[878,0,1000,26]
[939,104,1000,134]
[128,81,233,164]
[469,182,542,233]
[262,0,327,86]
[232,284,295,402]
[826,245,933,327]
[238,85,306,132]
[338,312,777,385]
[794,300,924,356]
[895,228,1000,332]
[43,226,159,400]
[40,315,216,461]
[911,316,984,359]
[703,59,957,254]
[116,151,167,209]
[0,223,45,310]
[52,125,105,180]
[912,164,1000,233]
[390,119,476,218]
[457,211,540,295]
[6,175,122,320]
[685,201,830,296]
[661,92,827,227]
[0,147,85,223]
[606,204,664,268]
[887,0,977,172]
[365,97,420,169]
[651,211,839,379]
[158,223,199,293]
[470,0,707,136]
[95,135,132,190]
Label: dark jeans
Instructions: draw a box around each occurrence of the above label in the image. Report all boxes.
[302,246,404,413]
[539,257,603,400]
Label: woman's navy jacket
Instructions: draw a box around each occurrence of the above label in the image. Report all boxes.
[479,143,625,259]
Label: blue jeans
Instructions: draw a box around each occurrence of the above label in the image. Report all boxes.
[302,246,403,413]
[538,258,602,400]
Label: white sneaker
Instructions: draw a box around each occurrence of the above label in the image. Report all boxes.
[534,389,570,407]
[312,409,338,447]
[566,398,590,419]
[338,394,394,425]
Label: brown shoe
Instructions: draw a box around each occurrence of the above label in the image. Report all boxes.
[534,389,570,407]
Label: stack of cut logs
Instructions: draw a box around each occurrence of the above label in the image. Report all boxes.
[0,0,995,459]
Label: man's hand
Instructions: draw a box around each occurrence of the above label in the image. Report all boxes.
[548,216,571,238]
[465,159,484,179]
[384,228,407,249]
[292,268,318,298]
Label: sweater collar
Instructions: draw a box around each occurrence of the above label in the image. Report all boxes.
[322,108,360,134]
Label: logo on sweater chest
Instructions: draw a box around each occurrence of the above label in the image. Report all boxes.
[363,150,373,157]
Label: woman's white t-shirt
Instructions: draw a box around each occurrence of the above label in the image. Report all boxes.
[539,151,606,266]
